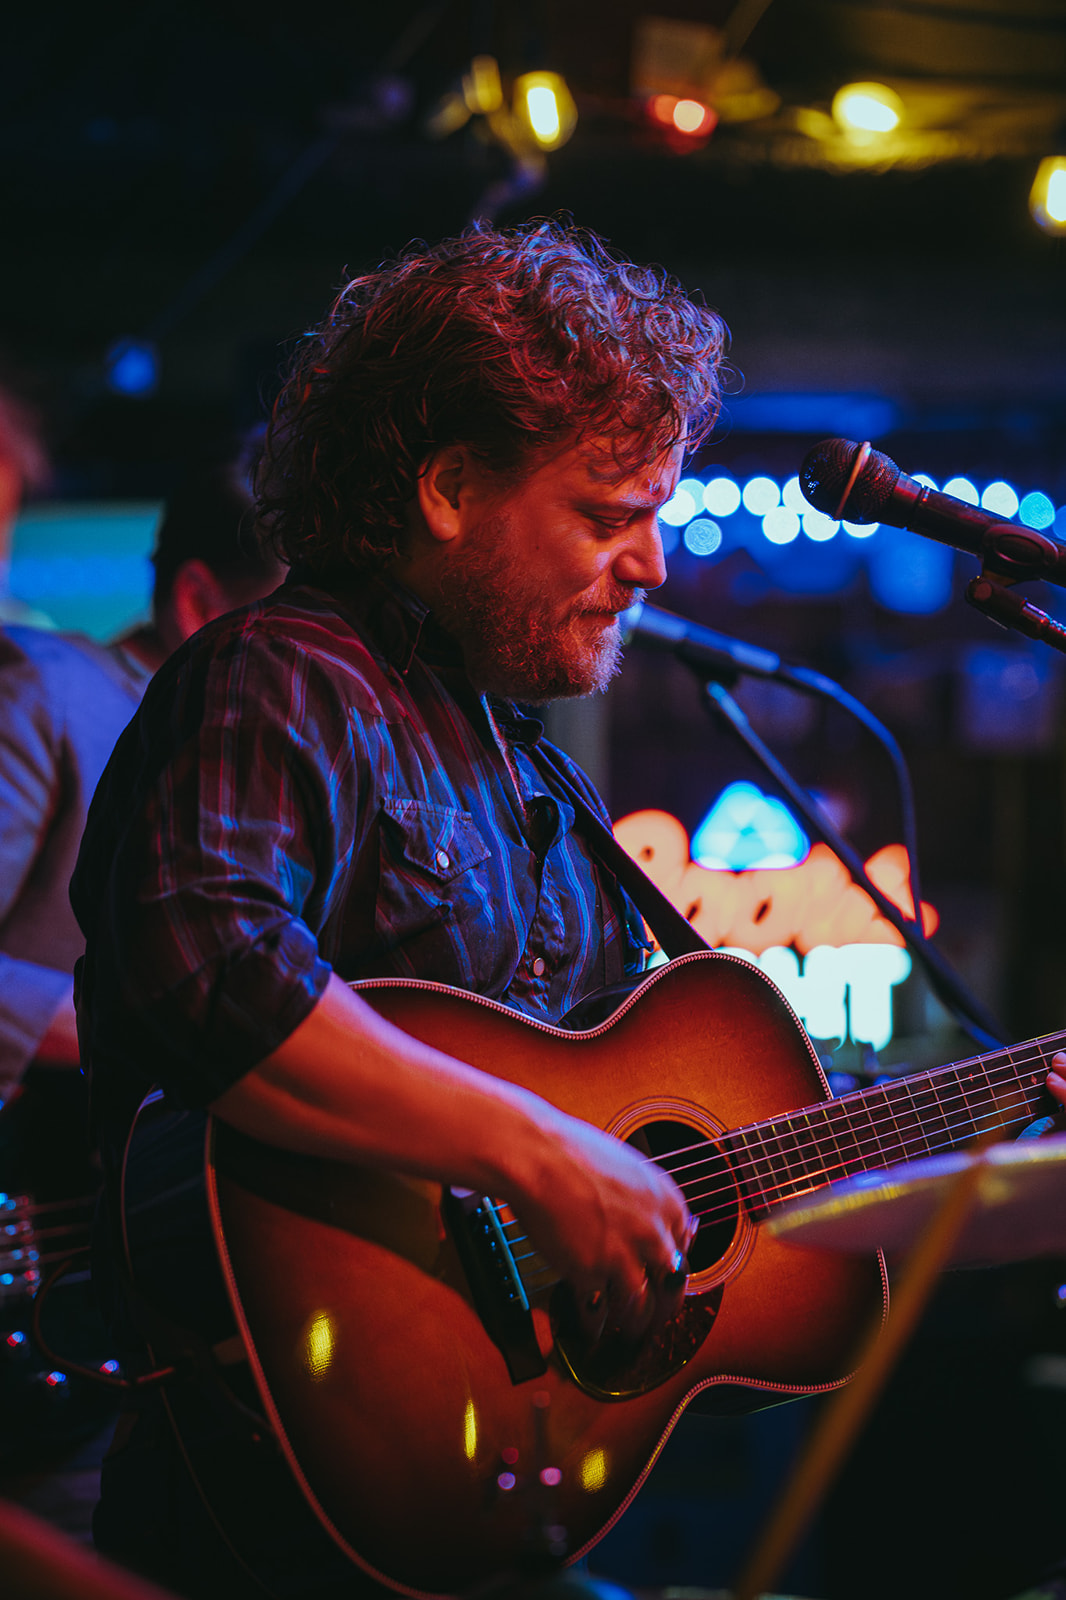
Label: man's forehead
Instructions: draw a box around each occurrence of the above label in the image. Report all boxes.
[570,435,684,496]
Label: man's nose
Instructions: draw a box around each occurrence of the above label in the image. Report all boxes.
[614,517,668,591]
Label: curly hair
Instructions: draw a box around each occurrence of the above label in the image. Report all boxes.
[256,219,729,576]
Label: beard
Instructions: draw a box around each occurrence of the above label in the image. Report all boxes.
[431,512,638,703]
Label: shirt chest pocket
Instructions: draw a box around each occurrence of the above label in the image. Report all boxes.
[373,798,507,987]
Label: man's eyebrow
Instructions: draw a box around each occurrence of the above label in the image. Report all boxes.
[578,490,670,512]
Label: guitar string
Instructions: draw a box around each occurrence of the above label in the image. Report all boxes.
[659,1065,1051,1193]
[636,1037,1064,1187]
[495,1057,1053,1234]
[498,1072,1055,1258]
[499,1043,1062,1203]
[502,1079,1052,1283]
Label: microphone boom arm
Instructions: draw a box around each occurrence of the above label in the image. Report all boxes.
[700,678,1004,1050]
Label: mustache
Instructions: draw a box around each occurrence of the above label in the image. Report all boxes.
[578,584,644,617]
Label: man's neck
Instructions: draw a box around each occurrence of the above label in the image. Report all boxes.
[115,624,167,673]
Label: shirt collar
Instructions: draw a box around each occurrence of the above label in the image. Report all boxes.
[289,567,463,678]
[289,567,546,746]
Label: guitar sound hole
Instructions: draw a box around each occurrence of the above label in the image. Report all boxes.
[627,1120,739,1275]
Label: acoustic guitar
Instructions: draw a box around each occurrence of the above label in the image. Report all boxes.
[201,949,1059,1597]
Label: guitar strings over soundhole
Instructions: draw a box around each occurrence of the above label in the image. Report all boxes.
[625,1120,739,1276]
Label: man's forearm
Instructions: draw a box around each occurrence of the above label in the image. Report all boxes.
[208,971,556,1201]
[208,971,695,1321]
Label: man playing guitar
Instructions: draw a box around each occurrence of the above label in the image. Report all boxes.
[70,221,1066,1600]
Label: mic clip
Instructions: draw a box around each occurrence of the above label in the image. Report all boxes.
[965,572,1066,657]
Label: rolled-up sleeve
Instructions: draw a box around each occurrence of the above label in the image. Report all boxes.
[72,617,365,1109]
[0,639,72,1093]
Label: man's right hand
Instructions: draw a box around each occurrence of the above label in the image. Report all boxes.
[506,1105,697,1342]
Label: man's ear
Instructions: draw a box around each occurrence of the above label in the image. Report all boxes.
[166,559,233,645]
[416,446,475,545]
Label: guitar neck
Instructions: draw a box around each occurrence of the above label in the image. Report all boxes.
[724,1029,1066,1220]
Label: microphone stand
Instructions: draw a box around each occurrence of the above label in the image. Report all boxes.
[690,669,1005,1050]
[965,573,1066,654]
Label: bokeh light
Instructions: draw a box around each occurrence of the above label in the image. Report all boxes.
[659,486,698,526]
[743,476,781,515]
[1020,491,1055,530]
[981,481,1020,518]
[683,518,722,556]
[802,509,839,542]
[943,476,979,506]
[763,507,800,545]
[703,477,741,517]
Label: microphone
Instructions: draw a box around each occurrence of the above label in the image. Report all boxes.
[800,437,1066,586]
[621,600,788,683]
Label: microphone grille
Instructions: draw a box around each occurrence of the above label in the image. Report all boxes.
[800,437,900,523]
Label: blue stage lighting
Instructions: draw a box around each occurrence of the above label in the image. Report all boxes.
[1020,491,1055,530]
[781,475,807,512]
[692,781,810,871]
[869,528,953,614]
[943,477,979,506]
[981,481,1020,517]
[683,518,722,556]
[743,476,780,515]
[726,392,899,437]
[703,477,741,517]
[105,339,159,398]
[802,508,838,542]
[762,507,800,545]
[659,484,698,526]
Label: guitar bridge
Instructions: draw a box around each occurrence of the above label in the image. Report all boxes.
[443,1189,547,1385]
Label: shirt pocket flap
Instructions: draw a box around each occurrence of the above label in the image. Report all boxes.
[381,799,490,882]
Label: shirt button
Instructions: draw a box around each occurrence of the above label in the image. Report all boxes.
[435,848,450,870]
[531,957,546,977]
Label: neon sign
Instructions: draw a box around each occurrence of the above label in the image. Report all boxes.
[615,806,938,1053]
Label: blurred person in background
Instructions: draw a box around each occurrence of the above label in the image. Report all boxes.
[0,457,284,1538]
[0,464,284,1109]
[0,380,55,627]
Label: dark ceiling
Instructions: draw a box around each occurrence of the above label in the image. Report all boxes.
[4,0,1065,492]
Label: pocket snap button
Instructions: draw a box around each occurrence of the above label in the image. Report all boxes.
[435,848,451,871]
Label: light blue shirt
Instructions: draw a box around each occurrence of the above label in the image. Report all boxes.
[0,625,151,1099]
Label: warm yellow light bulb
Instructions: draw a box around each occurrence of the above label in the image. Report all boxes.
[303,1311,334,1381]
[832,82,903,135]
[463,1399,478,1461]
[514,72,577,151]
[580,1447,608,1492]
[463,55,503,116]
[1030,156,1066,234]
[526,86,560,142]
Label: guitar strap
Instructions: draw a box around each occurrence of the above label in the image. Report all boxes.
[531,743,711,961]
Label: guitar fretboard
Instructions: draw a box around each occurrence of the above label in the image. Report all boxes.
[721,1030,1065,1220]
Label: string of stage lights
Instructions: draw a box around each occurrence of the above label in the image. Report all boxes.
[658,469,1066,614]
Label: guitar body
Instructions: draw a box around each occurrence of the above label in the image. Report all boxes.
[206,951,887,1596]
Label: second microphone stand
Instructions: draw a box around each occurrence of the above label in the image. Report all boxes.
[690,664,1005,1051]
